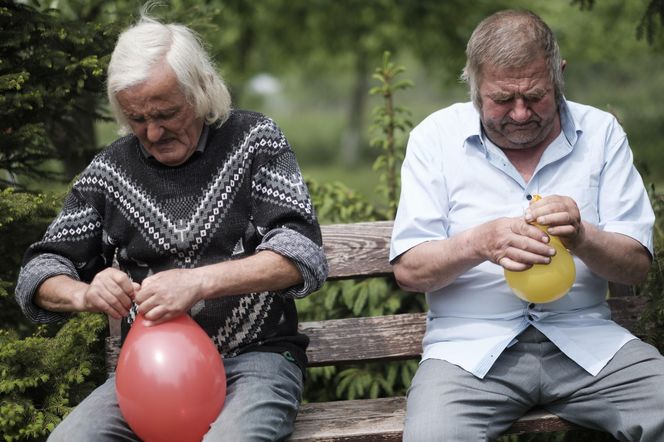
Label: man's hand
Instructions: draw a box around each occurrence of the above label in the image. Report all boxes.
[73,267,138,319]
[525,195,585,250]
[478,216,555,271]
[134,268,203,326]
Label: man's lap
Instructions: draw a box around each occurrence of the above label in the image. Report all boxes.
[404,330,664,442]
[48,351,303,442]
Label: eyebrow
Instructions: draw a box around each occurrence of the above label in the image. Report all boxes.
[488,88,549,101]
[125,106,181,119]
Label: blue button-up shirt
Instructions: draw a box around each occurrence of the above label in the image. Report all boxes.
[390,99,655,379]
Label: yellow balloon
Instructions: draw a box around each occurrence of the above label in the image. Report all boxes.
[504,224,576,303]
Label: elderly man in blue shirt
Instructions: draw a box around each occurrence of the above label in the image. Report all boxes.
[390,9,664,442]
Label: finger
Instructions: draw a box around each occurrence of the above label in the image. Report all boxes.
[544,224,576,237]
[97,279,133,314]
[142,305,172,326]
[499,256,533,272]
[511,220,551,244]
[502,244,553,267]
[98,290,131,318]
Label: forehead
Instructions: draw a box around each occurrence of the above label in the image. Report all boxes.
[480,58,552,93]
[116,64,188,113]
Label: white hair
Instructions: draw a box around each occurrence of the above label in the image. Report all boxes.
[107,11,231,133]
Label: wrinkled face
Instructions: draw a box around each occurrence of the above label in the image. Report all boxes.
[116,63,204,166]
[478,56,560,151]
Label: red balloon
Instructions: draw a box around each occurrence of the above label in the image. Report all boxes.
[116,314,226,442]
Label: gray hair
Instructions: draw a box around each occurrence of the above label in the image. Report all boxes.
[107,11,231,133]
[461,10,564,109]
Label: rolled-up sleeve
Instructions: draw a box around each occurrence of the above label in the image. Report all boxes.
[257,227,327,297]
[15,253,79,323]
[250,118,328,297]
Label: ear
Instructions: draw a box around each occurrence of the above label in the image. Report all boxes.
[561,59,567,72]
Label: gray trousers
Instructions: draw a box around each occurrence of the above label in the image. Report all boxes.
[404,327,664,442]
[48,351,303,442]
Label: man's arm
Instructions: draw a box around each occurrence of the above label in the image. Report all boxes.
[36,268,138,320]
[134,250,302,325]
[393,216,555,293]
[527,195,651,285]
[575,224,651,285]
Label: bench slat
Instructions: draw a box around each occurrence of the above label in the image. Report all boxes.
[106,296,649,372]
[290,397,405,442]
[300,296,648,367]
[321,221,393,279]
[301,313,425,366]
[289,398,578,441]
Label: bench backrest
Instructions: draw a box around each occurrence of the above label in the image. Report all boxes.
[107,220,646,372]
[303,220,645,367]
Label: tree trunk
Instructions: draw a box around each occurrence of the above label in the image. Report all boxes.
[340,54,370,166]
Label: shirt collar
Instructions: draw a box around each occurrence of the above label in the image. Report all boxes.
[558,97,581,145]
[138,124,210,159]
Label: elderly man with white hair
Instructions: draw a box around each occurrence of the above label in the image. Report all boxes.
[15,11,327,442]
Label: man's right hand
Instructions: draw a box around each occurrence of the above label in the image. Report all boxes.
[36,269,139,319]
[75,267,139,319]
[478,216,556,271]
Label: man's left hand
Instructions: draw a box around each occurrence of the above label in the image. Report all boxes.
[525,194,585,250]
[134,268,203,325]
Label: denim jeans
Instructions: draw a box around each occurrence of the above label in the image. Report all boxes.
[48,351,303,442]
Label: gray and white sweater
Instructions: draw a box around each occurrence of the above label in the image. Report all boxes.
[15,110,328,372]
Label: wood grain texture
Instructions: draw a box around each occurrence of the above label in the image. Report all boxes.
[104,220,649,440]
[289,397,405,442]
[289,398,578,441]
[321,221,393,279]
[300,313,425,366]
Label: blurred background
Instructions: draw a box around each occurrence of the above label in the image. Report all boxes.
[1,1,663,440]
[3,0,664,197]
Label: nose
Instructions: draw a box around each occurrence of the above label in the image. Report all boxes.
[510,98,531,122]
[146,121,164,142]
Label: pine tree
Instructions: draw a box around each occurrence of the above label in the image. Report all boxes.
[0,0,120,187]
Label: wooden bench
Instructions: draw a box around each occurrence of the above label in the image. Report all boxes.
[106,220,649,441]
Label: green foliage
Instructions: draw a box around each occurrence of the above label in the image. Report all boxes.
[0,188,61,334]
[638,186,664,351]
[299,57,425,404]
[369,52,413,219]
[0,0,120,187]
[0,313,107,442]
[573,0,664,45]
[305,179,382,225]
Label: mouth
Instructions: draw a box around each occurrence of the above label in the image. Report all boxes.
[503,121,539,131]
[153,138,177,148]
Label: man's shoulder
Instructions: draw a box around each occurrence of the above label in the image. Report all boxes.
[418,102,476,125]
[413,102,478,137]
[564,99,619,125]
[222,109,273,129]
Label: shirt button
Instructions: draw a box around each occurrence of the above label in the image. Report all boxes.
[527,314,534,321]
[526,194,533,201]
[528,303,535,309]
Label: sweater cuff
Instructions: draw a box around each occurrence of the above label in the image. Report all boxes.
[15,254,79,323]
[256,228,328,298]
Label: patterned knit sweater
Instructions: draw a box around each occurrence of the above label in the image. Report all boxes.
[16,110,328,372]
